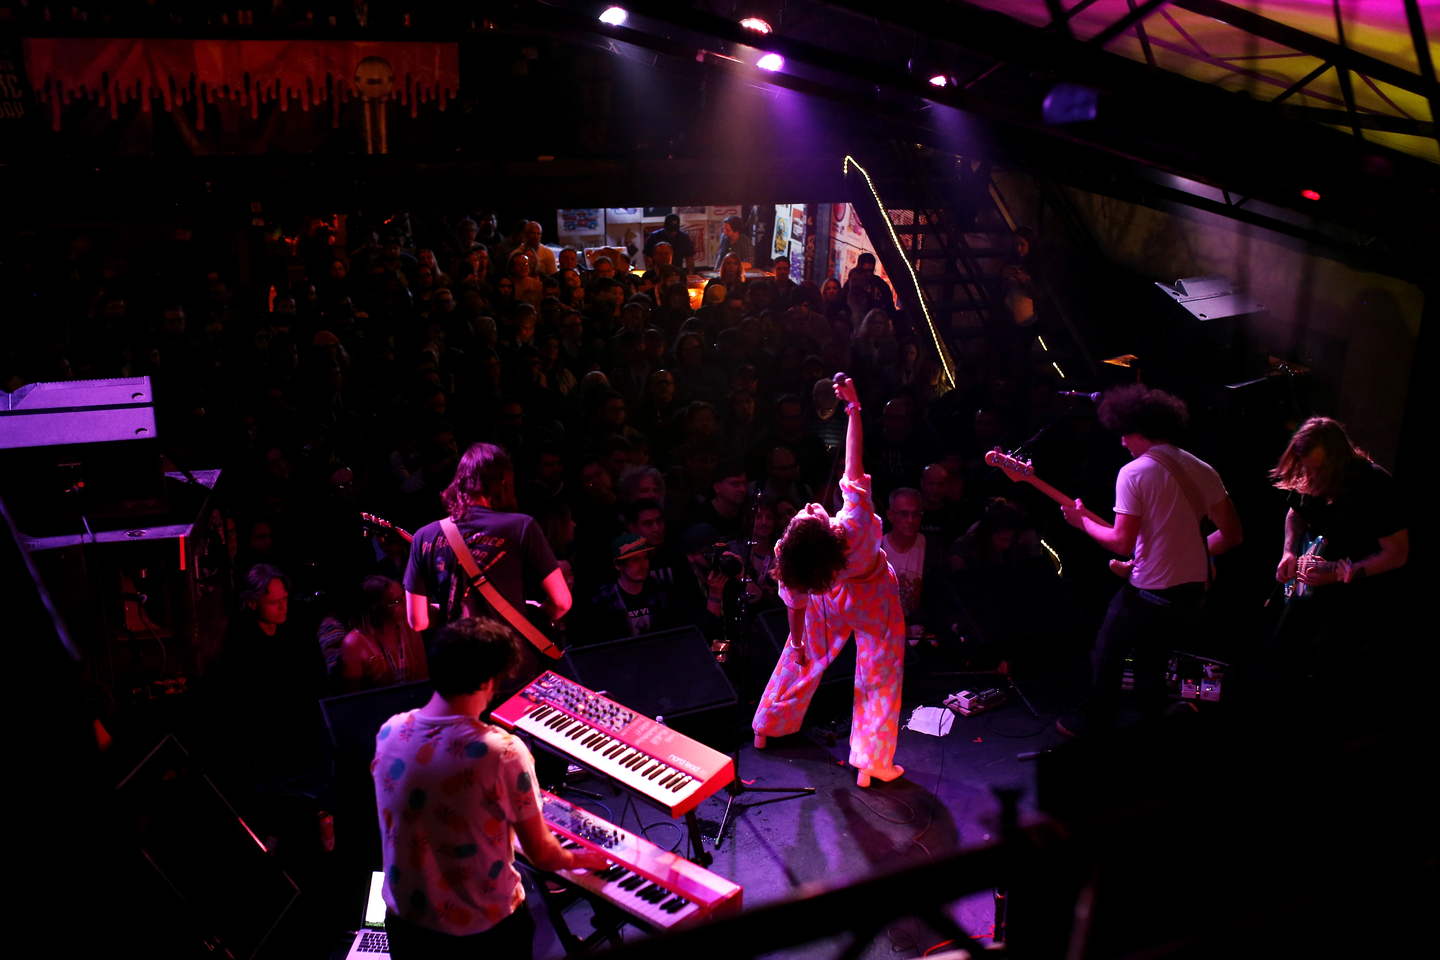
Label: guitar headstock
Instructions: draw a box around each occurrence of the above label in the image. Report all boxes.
[984,448,1035,481]
[361,512,414,543]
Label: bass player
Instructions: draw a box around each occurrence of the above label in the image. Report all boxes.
[1059,385,1242,736]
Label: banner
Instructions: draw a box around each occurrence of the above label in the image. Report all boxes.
[21,38,458,154]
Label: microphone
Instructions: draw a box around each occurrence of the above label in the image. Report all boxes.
[832,371,849,386]
[1059,390,1103,403]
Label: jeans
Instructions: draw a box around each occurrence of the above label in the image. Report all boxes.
[1086,582,1204,731]
[386,904,536,960]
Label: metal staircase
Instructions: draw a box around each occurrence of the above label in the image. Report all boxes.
[845,143,1101,389]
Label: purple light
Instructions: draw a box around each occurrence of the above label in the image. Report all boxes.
[756,52,784,72]
[928,75,949,87]
[598,6,627,25]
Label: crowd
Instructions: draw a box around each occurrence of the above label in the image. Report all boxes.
[4,208,1088,747]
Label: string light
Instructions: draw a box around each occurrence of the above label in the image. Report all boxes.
[842,156,955,390]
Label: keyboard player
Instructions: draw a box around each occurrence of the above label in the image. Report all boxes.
[372,618,610,960]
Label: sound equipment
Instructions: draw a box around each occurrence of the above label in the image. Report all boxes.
[319,679,435,764]
[491,671,734,818]
[0,376,168,537]
[562,626,737,722]
[753,606,857,692]
[519,790,741,930]
[115,735,300,960]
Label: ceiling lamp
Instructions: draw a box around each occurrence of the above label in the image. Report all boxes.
[598,6,628,25]
[756,52,784,71]
[740,17,773,33]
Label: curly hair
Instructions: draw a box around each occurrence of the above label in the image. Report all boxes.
[427,617,520,697]
[775,514,848,595]
[441,442,515,518]
[1270,416,1368,498]
[1097,384,1189,441]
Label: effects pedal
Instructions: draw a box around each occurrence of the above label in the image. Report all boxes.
[944,688,1008,716]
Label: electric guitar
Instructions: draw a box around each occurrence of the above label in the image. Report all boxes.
[984,449,1107,525]
[362,511,568,661]
[1283,535,1328,603]
[361,512,413,543]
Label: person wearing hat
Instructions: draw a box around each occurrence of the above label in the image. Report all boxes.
[577,533,688,643]
[643,214,697,269]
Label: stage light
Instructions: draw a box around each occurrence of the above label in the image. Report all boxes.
[1301,189,1321,201]
[756,52,784,71]
[740,17,772,33]
[928,74,949,87]
[598,6,627,25]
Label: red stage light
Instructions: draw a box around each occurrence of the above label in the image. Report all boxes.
[1301,189,1321,201]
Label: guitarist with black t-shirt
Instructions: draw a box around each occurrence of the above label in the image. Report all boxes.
[1270,418,1409,684]
[403,443,572,700]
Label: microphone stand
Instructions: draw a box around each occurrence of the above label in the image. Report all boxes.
[711,479,814,856]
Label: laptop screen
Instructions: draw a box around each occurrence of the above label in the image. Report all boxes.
[362,871,387,929]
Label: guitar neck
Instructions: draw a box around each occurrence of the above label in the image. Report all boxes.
[1021,475,1106,525]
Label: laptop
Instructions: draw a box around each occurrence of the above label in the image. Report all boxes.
[344,871,390,959]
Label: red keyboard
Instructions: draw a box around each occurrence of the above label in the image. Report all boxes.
[491,672,733,817]
[518,791,741,929]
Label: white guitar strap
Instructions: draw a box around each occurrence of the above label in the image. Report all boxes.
[1142,447,1213,587]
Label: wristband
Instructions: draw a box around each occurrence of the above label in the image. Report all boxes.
[845,401,862,416]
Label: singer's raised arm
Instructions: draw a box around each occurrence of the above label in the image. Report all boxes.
[836,376,865,483]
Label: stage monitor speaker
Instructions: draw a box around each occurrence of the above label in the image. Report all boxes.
[320,679,435,765]
[753,607,857,691]
[116,735,300,960]
[562,627,736,721]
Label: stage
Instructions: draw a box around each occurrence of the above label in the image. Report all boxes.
[511,666,1080,960]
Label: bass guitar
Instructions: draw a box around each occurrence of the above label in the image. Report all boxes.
[984,449,1107,525]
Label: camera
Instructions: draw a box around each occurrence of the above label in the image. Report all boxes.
[699,543,744,578]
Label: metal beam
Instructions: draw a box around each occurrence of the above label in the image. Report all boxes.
[1128,0,1159,71]
[1331,0,1365,142]
[1273,105,1434,137]
[1271,61,1333,106]
[1088,0,1168,49]
[1401,0,1440,150]
[1168,0,1430,97]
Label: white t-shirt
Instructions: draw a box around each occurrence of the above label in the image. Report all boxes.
[1114,444,1226,590]
[883,533,925,617]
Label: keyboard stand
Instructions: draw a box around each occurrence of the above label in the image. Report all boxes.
[521,863,632,956]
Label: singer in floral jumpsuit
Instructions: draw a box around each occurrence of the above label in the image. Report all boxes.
[752,376,907,786]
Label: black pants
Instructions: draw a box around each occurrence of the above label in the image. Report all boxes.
[386,904,535,960]
[1087,582,1204,731]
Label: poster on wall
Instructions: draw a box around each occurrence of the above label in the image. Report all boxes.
[606,208,641,223]
[772,206,791,258]
[558,209,603,236]
[789,239,806,278]
[710,204,742,219]
[676,205,706,214]
[643,207,673,218]
[790,204,807,242]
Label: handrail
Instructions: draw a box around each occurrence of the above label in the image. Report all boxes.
[843,155,957,392]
